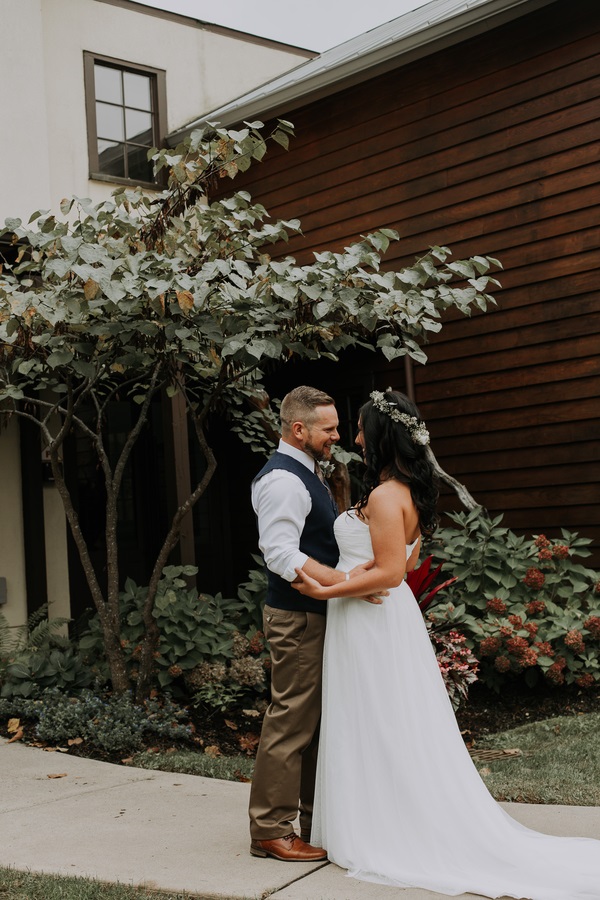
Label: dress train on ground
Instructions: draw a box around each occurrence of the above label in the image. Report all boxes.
[311,511,600,899]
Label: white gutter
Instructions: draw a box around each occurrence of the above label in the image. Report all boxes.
[168,0,552,143]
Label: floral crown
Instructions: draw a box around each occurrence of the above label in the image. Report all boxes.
[370,390,430,446]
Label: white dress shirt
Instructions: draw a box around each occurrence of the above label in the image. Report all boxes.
[251,440,316,582]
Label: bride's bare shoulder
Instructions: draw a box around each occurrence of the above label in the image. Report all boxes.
[367,480,412,513]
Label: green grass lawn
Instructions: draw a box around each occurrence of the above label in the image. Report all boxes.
[472,711,600,805]
[131,749,254,782]
[0,868,195,900]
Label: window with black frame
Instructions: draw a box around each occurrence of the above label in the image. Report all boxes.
[84,53,166,186]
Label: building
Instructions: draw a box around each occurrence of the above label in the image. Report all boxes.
[0,0,314,629]
[178,0,600,563]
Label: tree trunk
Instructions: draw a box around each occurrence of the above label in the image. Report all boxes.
[135,414,218,702]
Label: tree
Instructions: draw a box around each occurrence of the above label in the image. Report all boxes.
[0,121,500,700]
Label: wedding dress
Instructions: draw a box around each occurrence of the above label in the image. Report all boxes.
[311,510,600,899]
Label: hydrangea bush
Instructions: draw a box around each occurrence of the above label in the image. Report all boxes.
[73,562,272,716]
[426,509,600,691]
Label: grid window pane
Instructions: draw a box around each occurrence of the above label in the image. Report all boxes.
[124,71,152,111]
[94,64,123,104]
[90,56,160,183]
[96,102,124,141]
[127,145,154,183]
[98,139,126,178]
[125,108,152,143]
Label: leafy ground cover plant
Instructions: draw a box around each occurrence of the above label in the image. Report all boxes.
[0,689,191,756]
[427,509,600,691]
[406,558,476,707]
[0,606,92,699]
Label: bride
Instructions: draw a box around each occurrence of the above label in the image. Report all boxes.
[293,389,600,899]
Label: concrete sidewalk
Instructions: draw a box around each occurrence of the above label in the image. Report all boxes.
[2,740,600,899]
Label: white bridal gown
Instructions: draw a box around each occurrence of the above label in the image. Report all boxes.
[311,510,600,899]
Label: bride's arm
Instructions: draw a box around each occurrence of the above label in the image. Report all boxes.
[294,486,410,601]
[297,557,373,587]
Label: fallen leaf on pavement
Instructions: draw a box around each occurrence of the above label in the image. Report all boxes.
[7,718,20,733]
[47,773,68,779]
[204,745,221,758]
[68,737,84,746]
[7,728,24,743]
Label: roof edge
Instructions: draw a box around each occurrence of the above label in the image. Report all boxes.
[167,0,555,144]
[93,0,317,57]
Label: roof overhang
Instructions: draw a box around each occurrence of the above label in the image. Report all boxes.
[168,0,556,144]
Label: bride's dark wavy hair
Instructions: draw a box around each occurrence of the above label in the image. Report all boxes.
[356,390,439,537]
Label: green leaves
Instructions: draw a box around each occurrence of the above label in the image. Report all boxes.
[0,120,505,698]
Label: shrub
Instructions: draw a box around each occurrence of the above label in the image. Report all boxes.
[0,689,192,755]
[79,563,269,706]
[427,510,600,691]
[0,607,93,699]
[427,624,479,709]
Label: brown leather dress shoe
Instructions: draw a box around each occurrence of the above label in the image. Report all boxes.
[250,832,327,861]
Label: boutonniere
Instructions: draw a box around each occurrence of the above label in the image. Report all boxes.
[318,460,335,478]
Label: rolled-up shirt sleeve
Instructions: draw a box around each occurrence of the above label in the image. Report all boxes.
[252,470,311,582]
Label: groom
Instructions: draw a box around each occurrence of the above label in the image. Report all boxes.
[249,386,349,861]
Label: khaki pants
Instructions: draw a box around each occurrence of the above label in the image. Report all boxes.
[249,606,326,841]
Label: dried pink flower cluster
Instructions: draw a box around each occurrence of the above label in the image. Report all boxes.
[229,656,266,687]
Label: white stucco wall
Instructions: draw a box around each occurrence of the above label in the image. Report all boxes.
[1,0,54,223]
[0,420,28,629]
[0,0,311,221]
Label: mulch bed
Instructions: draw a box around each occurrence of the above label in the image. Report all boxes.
[190,681,600,757]
[455,681,600,746]
[4,682,600,765]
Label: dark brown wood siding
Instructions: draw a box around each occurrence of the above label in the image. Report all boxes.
[231,0,600,559]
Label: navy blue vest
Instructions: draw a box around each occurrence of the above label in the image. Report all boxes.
[253,451,339,615]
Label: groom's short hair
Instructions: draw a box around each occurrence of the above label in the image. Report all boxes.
[280,386,335,433]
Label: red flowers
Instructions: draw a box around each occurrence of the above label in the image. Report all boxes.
[505,636,529,654]
[486,597,507,614]
[494,656,511,673]
[564,629,585,654]
[546,657,567,685]
[584,616,600,640]
[479,636,501,656]
[534,641,554,658]
[248,631,265,655]
[553,544,570,559]
[534,534,551,549]
[527,600,546,616]
[524,568,545,590]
